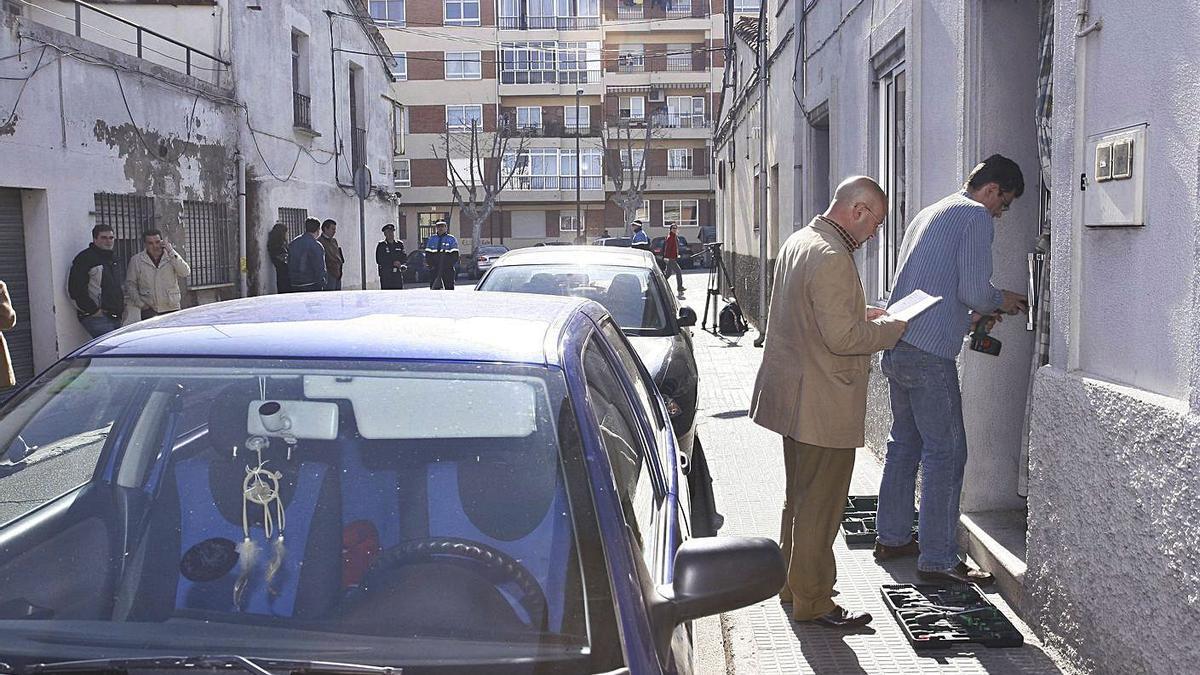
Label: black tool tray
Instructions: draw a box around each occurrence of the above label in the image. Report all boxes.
[881,583,1025,650]
[841,495,918,545]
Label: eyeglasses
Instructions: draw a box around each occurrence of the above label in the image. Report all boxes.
[859,203,885,226]
[1000,193,1014,212]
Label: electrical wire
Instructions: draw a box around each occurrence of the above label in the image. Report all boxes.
[0,45,48,127]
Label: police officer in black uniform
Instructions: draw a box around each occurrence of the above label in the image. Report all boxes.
[375,224,407,290]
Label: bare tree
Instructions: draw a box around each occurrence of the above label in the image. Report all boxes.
[433,114,530,245]
[602,118,659,235]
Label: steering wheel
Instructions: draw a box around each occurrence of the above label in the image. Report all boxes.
[362,537,549,629]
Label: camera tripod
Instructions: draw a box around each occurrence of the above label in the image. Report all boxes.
[701,242,737,335]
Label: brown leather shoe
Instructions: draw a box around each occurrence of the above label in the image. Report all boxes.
[806,605,873,628]
[873,538,920,561]
[918,561,995,585]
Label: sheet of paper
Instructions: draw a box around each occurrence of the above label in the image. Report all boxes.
[887,290,942,322]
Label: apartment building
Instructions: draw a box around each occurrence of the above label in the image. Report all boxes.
[372,0,747,250]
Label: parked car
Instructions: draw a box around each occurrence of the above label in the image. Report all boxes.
[592,236,632,247]
[650,236,698,269]
[0,292,782,674]
[403,249,459,284]
[476,247,716,534]
[533,241,572,247]
[468,245,509,279]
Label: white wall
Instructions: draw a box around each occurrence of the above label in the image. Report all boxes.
[1025,1,1200,672]
[231,0,398,292]
[0,19,240,366]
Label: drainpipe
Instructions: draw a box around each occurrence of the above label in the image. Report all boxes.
[237,153,248,297]
[753,3,769,348]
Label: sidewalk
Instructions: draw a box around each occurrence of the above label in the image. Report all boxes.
[674,270,1071,675]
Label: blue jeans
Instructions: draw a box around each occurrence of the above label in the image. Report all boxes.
[877,341,967,571]
[80,314,121,338]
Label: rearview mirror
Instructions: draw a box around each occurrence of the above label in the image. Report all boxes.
[651,537,783,651]
[677,307,697,327]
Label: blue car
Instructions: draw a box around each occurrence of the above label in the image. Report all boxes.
[0,292,782,674]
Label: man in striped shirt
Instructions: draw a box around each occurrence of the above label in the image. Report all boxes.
[873,155,1028,585]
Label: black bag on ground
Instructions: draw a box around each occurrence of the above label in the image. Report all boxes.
[719,300,749,335]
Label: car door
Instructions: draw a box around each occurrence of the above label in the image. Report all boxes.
[586,322,694,672]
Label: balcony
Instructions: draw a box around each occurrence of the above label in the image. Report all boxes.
[616,4,643,19]
[666,61,698,72]
[653,113,710,129]
[293,91,312,131]
[504,122,601,138]
[509,176,603,190]
[351,126,366,169]
[618,59,645,73]
[668,168,694,178]
[665,2,693,17]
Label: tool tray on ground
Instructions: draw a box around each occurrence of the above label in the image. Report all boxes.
[841,495,918,545]
[881,583,1024,650]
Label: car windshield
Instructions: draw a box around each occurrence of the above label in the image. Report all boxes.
[0,357,610,672]
[479,247,508,256]
[479,265,670,335]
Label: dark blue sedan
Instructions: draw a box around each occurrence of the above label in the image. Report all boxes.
[0,292,782,674]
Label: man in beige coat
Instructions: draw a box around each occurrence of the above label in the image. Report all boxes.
[1,280,16,389]
[126,229,190,320]
[750,176,907,627]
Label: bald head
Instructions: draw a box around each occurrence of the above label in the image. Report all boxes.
[824,175,888,243]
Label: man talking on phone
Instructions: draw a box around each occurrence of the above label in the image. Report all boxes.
[126,228,191,321]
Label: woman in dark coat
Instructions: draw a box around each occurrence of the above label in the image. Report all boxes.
[267,223,291,293]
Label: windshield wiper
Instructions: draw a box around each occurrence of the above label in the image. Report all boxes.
[27,655,399,675]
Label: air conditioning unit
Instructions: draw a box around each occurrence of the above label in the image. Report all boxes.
[648,89,665,102]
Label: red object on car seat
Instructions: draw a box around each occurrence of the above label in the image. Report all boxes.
[342,520,380,588]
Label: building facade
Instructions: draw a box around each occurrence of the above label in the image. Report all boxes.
[0,0,397,387]
[715,1,1200,672]
[373,0,737,252]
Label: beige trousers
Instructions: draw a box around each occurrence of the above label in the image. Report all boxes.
[778,437,856,620]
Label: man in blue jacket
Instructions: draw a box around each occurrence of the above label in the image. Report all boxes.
[630,219,650,249]
[287,218,327,293]
[424,220,458,290]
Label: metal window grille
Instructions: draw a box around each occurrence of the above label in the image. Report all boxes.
[183,201,235,288]
[293,91,312,129]
[93,193,155,274]
[279,207,308,241]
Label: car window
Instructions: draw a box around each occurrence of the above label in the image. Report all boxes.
[582,339,660,561]
[598,319,665,433]
[480,264,670,336]
[0,357,607,668]
[0,363,144,525]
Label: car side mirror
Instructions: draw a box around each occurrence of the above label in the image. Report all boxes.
[677,307,697,327]
[651,537,783,652]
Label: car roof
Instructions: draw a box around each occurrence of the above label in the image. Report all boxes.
[77,291,603,366]
[492,245,657,269]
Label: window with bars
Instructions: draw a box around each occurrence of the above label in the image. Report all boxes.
[666,44,692,71]
[559,215,579,232]
[278,207,308,241]
[183,201,234,288]
[93,193,155,272]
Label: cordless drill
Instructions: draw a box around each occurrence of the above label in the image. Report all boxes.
[969,317,1002,356]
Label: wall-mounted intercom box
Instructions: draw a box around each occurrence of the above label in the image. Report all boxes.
[1084,123,1147,227]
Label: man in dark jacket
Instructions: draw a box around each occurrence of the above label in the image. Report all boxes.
[424,220,459,290]
[319,219,345,291]
[69,224,125,337]
[287,218,328,292]
[376,224,407,290]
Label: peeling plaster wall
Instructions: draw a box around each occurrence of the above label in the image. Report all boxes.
[1023,1,1200,672]
[0,20,239,367]
[230,0,398,296]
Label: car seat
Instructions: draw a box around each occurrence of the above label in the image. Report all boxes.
[605,273,645,328]
[116,383,342,621]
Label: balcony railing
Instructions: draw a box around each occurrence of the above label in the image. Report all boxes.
[35,0,230,80]
[653,113,710,129]
[351,126,367,169]
[666,3,693,17]
[293,91,312,130]
[561,176,604,190]
[558,16,600,29]
[616,5,643,19]
[618,59,644,72]
[666,60,697,72]
[505,122,601,138]
[510,176,602,190]
[667,168,695,178]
